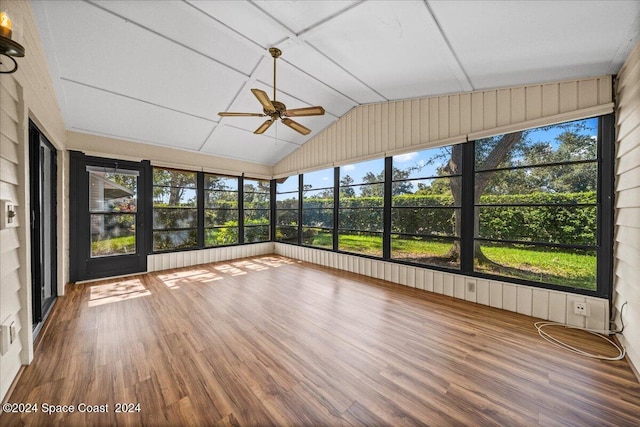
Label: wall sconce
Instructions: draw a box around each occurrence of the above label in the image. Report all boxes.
[0,11,25,74]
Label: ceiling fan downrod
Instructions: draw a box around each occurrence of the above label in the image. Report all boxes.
[269,47,281,102]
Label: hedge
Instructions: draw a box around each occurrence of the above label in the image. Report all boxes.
[278,192,596,245]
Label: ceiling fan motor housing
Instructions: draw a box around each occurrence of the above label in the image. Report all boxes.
[268,101,287,117]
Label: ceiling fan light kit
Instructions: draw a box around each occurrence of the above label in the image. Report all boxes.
[219,47,325,136]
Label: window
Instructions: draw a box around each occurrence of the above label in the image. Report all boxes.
[391,146,462,269]
[473,118,599,290]
[338,159,385,257]
[275,175,299,244]
[88,169,138,257]
[244,178,270,243]
[152,168,198,251]
[204,175,238,246]
[302,168,334,248]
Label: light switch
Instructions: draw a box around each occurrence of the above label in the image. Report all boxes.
[0,200,17,229]
[0,315,16,355]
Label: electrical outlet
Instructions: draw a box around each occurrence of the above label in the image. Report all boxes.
[467,282,475,293]
[574,301,588,316]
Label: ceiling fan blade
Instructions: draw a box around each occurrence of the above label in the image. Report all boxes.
[282,118,311,135]
[251,89,276,113]
[284,106,325,117]
[254,119,274,134]
[218,112,265,117]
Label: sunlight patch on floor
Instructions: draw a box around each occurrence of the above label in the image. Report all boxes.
[89,278,150,307]
[158,269,221,289]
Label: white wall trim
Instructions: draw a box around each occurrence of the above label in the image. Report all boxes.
[147,242,275,272]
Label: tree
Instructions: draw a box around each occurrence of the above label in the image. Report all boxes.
[444,131,524,262]
[339,175,355,197]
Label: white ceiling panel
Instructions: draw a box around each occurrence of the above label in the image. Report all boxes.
[304,1,465,100]
[430,0,640,89]
[201,124,300,165]
[32,1,640,167]
[37,1,246,119]
[93,0,262,75]
[63,81,214,151]
[187,0,290,48]
[275,41,385,104]
[252,0,359,34]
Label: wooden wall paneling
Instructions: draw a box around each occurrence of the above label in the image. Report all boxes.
[496,89,511,127]
[525,85,542,120]
[476,279,489,305]
[516,286,533,316]
[617,124,640,157]
[448,94,461,137]
[406,267,416,288]
[396,264,405,286]
[502,284,518,312]
[359,105,366,157]
[459,93,472,134]
[532,289,550,320]
[542,83,559,116]
[411,99,421,145]
[396,100,405,149]
[559,81,578,113]
[414,268,425,291]
[511,87,526,123]
[419,97,430,143]
[454,275,465,299]
[423,269,434,292]
[471,92,484,132]
[443,273,454,297]
[464,278,477,303]
[483,90,497,130]
[548,292,567,324]
[429,97,439,141]
[578,78,598,109]
[438,96,449,140]
[433,271,444,294]
[586,298,608,331]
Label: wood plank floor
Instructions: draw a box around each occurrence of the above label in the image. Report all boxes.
[2,255,639,426]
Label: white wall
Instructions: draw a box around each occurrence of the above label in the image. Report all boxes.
[67,131,273,180]
[614,39,640,375]
[0,0,67,400]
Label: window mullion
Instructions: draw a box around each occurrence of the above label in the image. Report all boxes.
[461,141,475,273]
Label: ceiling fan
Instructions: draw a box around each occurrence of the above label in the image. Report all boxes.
[218,47,325,136]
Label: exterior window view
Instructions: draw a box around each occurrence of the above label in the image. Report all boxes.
[204,174,239,246]
[243,178,271,243]
[88,169,138,257]
[473,118,599,289]
[391,145,462,268]
[274,117,603,291]
[153,168,198,251]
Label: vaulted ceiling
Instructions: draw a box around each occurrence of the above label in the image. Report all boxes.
[32,1,640,166]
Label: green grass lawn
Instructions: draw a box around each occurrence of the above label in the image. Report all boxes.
[309,233,595,290]
[91,235,135,257]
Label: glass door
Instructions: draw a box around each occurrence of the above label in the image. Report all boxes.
[70,154,148,281]
[29,122,57,334]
